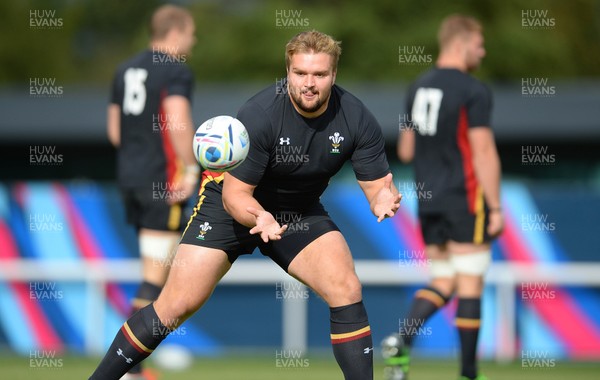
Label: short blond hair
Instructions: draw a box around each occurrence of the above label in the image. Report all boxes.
[438,14,482,49]
[150,5,193,40]
[285,30,342,71]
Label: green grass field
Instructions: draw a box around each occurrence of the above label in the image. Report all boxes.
[1,355,599,380]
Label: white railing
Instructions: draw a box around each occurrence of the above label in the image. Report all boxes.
[1,259,599,360]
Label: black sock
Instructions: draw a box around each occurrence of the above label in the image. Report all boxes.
[89,304,170,380]
[330,301,373,380]
[456,298,481,379]
[128,281,162,375]
[402,286,450,347]
[131,281,162,312]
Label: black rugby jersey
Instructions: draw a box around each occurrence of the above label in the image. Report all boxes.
[406,68,492,213]
[110,49,194,189]
[230,81,390,212]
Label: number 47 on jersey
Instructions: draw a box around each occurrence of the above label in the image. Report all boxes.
[411,87,443,136]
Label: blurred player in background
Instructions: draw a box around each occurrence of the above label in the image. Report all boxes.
[382,14,503,380]
[106,4,198,379]
[90,30,401,380]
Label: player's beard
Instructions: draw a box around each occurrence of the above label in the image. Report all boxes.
[289,86,328,114]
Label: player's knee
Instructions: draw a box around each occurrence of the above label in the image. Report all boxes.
[456,275,484,297]
[161,302,192,328]
[326,274,362,305]
[429,259,456,295]
[346,278,363,301]
[155,295,202,327]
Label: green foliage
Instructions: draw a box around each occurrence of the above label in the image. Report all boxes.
[0,0,598,84]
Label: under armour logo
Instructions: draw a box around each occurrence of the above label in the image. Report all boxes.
[363,347,374,354]
[280,137,290,145]
[117,348,133,364]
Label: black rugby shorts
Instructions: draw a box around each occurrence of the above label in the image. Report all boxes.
[121,187,187,231]
[180,179,340,271]
[418,208,491,246]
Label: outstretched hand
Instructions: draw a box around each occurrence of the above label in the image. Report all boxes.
[372,173,402,222]
[247,207,288,243]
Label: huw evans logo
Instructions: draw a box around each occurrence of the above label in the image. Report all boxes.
[398,45,432,65]
[398,113,418,132]
[398,250,431,268]
[29,350,63,369]
[275,10,309,29]
[521,350,556,369]
[275,212,309,233]
[521,10,555,29]
[399,318,432,338]
[521,145,555,165]
[275,78,289,95]
[521,78,556,97]
[29,145,63,165]
[29,282,63,300]
[152,46,187,65]
[29,9,63,29]
[152,182,188,202]
[397,181,432,202]
[153,113,187,132]
[275,145,310,165]
[275,281,309,300]
[521,213,556,233]
[521,282,556,301]
[153,318,186,337]
[29,78,63,97]
[275,350,310,368]
[29,213,64,232]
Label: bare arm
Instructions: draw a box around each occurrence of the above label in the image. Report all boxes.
[469,127,503,236]
[162,95,200,202]
[397,130,415,163]
[107,104,121,147]
[162,95,197,168]
[222,173,286,242]
[222,173,262,228]
[358,173,402,222]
